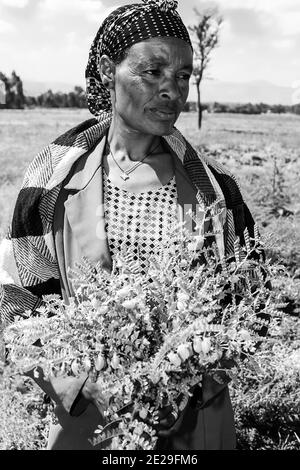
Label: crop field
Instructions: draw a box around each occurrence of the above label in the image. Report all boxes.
[0,108,299,450]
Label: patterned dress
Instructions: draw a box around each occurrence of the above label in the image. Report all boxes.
[103,171,178,275]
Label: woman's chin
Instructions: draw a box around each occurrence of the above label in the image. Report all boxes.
[145,118,177,136]
[119,115,177,136]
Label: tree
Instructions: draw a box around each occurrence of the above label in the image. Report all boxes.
[0,70,25,109]
[0,72,8,107]
[11,71,25,108]
[189,8,223,129]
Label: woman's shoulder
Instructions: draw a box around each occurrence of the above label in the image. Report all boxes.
[197,149,248,209]
[199,151,236,180]
[9,118,105,249]
[52,118,99,147]
[167,129,244,204]
[22,118,105,191]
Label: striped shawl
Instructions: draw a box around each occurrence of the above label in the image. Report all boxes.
[0,116,255,325]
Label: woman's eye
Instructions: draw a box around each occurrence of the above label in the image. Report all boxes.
[178,74,191,81]
[145,70,160,76]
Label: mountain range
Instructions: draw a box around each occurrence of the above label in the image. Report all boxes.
[193,79,293,106]
[23,78,293,106]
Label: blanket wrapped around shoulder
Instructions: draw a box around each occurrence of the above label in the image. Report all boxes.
[0,116,255,325]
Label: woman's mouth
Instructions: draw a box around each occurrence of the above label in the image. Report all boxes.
[149,108,177,120]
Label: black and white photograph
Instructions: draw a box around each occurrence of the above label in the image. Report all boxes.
[0,0,299,454]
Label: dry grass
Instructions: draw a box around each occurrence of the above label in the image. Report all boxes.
[177,111,300,149]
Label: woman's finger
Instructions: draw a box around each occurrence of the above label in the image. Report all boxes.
[156,410,185,438]
[155,409,178,431]
[157,404,174,420]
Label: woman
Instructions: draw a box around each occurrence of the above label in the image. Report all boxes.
[0,0,256,450]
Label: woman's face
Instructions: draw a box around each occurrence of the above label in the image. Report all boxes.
[111,37,193,136]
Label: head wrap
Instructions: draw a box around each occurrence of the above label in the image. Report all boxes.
[85,0,192,117]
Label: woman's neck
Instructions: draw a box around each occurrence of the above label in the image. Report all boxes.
[107,115,161,162]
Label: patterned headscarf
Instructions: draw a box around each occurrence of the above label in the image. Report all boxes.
[85,0,192,117]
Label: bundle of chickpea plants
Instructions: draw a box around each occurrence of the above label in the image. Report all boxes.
[3,220,281,450]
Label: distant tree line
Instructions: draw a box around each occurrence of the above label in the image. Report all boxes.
[184,101,300,115]
[2,70,299,115]
[0,71,87,109]
[25,86,87,109]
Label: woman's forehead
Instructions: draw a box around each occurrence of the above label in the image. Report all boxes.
[126,37,193,65]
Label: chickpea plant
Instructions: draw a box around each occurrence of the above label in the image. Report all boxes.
[4,222,282,450]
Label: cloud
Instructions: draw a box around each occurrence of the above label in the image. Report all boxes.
[0,0,43,21]
[40,0,114,24]
[279,11,300,35]
[216,0,299,11]
[199,0,299,86]
[0,18,15,33]
[0,0,28,7]
[216,0,300,38]
[224,8,269,38]
[272,38,296,50]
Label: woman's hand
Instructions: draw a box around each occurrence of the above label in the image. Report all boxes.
[154,404,184,438]
[79,379,108,416]
[148,394,189,438]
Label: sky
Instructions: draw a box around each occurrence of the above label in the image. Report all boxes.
[0,0,299,92]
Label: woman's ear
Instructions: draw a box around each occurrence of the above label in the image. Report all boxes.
[99,55,116,90]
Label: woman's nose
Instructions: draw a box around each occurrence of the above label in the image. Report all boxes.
[159,77,181,101]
